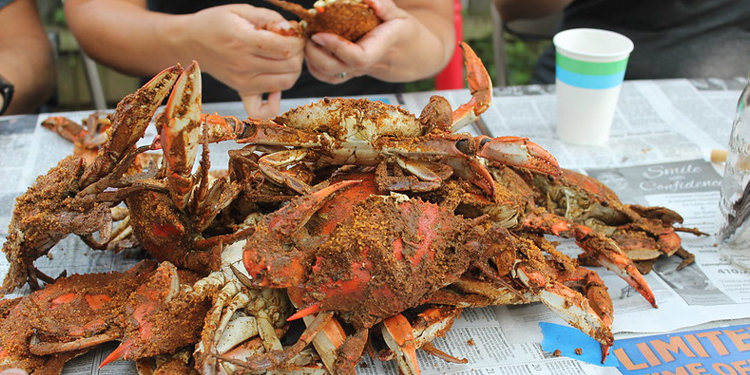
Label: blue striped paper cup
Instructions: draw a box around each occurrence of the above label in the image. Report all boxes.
[554,28,633,145]
[554,28,633,89]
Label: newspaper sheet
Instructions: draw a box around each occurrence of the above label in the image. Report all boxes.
[0,79,748,374]
[611,322,750,375]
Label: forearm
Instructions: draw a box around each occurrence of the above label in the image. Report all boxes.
[0,35,55,114]
[0,0,55,115]
[367,2,454,82]
[65,0,192,77]
[493,0,572,23]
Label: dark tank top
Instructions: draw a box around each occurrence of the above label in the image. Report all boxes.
[147,0,401,101]
[532,0,750,84]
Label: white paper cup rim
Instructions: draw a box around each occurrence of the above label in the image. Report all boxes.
[554,28,634,61]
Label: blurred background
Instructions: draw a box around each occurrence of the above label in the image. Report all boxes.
[36,0,551,112]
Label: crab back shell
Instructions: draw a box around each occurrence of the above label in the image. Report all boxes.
[274,98,425,142]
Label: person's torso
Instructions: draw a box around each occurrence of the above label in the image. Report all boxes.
[534,0,750,83]
[147,0,401,102]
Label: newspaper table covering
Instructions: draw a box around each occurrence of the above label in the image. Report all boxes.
[0,78,747,375]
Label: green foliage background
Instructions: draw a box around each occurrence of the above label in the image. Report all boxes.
[405,29,550,92]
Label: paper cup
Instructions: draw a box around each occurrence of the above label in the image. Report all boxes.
[554,28,633,146]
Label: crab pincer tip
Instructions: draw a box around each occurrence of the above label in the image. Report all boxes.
[287,303,321,321]
[99,341,133,367]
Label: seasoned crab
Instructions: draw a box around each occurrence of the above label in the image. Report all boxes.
[431,165,657,308]
[0,261,210,374]
[110,63,252,274]
[222,170,615,374]
[203,42,560,198]
[265,0,381,41]
[1,63,254,294]
[515,167,707,273]
[0,66,183,294]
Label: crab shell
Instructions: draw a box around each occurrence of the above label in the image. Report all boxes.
[266,0,381,41]
[296,174,490,329]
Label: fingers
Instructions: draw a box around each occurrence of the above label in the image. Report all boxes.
[364,0,405,22]
[239,28,305,62]
[0,369,29,375]
[242,92,281,120]
[303,0,410,83]
[305,34,365,83]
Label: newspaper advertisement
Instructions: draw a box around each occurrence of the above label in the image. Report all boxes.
[0,79,749,374]
[611,322,750,375]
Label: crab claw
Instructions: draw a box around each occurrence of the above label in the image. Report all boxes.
[476,136,561,176]
[450,41,492,132]
[577,231,657,308]
[160,61,203,210]
[523,211,657,308]
[514,266,614,350]
[243,180,361,287]
[382,314,420,375]
[81,64,183,187]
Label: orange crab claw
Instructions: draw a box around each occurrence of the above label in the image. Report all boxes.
[450,41,492,132]
[99,341,133,368]
[161,61,203,210]
[381,314,420,375]
[514,267,614,350]
[287,302,321,321]
[578,233,657,308]
[523,211,657,308]
[477,136,561,176]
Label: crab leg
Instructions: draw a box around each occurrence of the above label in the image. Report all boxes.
[563,267,615,360]
[475,136,561,176]
[376,134,560,196]
[513,266,613,348]
[410,307,467,364]
[522,211,657,307]
[286,287,348,374]
[216,310,336,372]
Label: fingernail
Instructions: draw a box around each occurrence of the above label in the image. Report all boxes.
[311,34,325,46]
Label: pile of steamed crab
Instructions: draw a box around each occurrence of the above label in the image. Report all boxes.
[0,40,705,375]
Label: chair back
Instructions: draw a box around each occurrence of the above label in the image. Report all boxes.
[491,3,562,86]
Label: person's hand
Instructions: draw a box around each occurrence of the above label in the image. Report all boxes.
[241,91,282,120]
[0,369,28,375]
[304,0,412,84]
[177,4,305,116]
[304,0,427,84]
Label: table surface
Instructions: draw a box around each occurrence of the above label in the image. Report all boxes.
[1,77,749,375]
